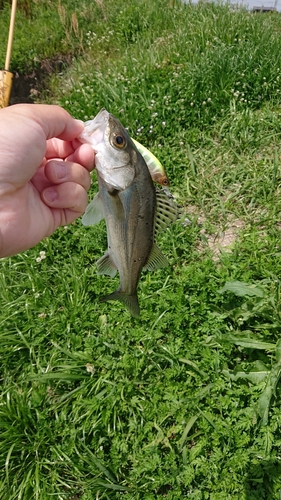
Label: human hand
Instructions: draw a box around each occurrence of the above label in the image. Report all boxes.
[0,104,95,257]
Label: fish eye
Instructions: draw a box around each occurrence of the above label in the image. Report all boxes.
[114,134,126,149]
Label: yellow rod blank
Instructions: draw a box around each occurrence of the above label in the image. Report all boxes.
[5,0,17,71]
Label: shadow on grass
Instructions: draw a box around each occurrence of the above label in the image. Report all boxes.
[244,459,281,500]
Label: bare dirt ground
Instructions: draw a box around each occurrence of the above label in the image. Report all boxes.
[187,206,244,258]
[206,219,245,257]
[9,54,72,104]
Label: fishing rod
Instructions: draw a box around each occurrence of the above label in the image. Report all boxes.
[0,0,17,108]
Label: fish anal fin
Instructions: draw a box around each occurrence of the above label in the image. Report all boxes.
[100,290,140,318]
[96,253,117,277]
[144,244,169,272]
[82,193,105,226]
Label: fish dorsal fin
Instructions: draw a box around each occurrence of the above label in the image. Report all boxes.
[96,253,117,277]
[144,243,169,272]
[154,188,179,235]
[82,193,105,226]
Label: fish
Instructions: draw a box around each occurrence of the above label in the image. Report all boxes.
[79,108,178,317]
[80,120,169,187]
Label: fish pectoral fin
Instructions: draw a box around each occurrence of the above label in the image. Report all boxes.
[144,244,169,272]
[82,193,105,226]
[154,188,180,235]
[100,290,140,318]
[96,253,117,277]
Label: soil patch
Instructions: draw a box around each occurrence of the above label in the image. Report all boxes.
[187,206,244,258]
[206,219,245,258]
[9,54,73,104]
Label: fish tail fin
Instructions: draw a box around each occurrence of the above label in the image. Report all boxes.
[100,290,140,318]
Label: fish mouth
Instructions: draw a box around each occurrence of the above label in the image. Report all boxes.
[80,108,109,150]
[85,108,109,132]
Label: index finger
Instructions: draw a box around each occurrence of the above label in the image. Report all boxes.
[10,104,84,141]
[66,143,95,172]
[45,137,75,159]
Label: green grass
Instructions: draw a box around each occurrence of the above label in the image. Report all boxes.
[2,0,281,498]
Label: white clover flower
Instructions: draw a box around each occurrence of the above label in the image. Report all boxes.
[36,251,46,263]
[86,363,95,374]
[162,121,166,126]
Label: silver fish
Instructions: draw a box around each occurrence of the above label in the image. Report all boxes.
[80,109,178,317]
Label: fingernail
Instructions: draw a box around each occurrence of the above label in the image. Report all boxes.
[54,162,67,179]
[43,188,58,203]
